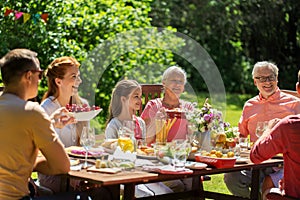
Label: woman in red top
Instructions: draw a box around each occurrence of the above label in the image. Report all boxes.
[141,66,193,145]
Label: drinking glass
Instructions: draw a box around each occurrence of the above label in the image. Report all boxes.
[255,121,268,138]
[172,139,191,170]
[80,127,95,168]
[155,118,167,145]
[122,120,135,137]
[71,124,77,143]
[239,137,249,153]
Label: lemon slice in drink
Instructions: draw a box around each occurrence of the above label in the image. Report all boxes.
[118,137,134,152]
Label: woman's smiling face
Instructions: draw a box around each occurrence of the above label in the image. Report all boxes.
[128,87,142,111]
[163,72,185,97]
[60,66,81,97]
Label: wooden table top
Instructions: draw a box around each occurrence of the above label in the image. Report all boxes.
[68,169,158,186]
[67,158,283,186]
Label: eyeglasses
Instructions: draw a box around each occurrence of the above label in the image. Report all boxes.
[168,79,185,85]
[254,75,276,83]
[29,69,44,80]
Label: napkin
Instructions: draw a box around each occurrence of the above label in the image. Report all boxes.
[111,147,137,162]
[71,149,103,156]
[143,165,193,174]
[135,159,156,167]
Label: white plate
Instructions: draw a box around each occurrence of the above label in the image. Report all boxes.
[72,109,102,121]
[137,154,157,160]
[103,147,115,154]
[235,157,248,164]
[185,161,207,169]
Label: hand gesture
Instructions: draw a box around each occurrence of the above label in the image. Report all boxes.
[51,107,76,129]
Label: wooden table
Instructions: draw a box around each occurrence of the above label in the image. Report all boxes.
[65,158,283,200]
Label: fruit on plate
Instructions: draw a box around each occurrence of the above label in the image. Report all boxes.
[95,159,130,169]
[201,149,235,158]
[65,103,101,112]
[216,133,226,143]
[225,138,236,148]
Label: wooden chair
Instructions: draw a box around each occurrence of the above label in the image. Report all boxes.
[281,89,300,98]
[138,84,164,115]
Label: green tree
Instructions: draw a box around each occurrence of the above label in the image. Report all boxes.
[0,0,184,126]
[150,0,300,93]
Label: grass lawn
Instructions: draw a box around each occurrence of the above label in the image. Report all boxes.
[203,174,231,195]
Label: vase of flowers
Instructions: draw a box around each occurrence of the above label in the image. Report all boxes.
[185,98,230,151]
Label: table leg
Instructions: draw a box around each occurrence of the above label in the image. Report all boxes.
[192,175,204,200]
[250,169,260,200]
[105,185,121,200]
[60,175,70,192]
[123,183,135,200]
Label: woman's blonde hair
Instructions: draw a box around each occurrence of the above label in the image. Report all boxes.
[106,79,141,125]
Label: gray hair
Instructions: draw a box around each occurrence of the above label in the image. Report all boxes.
[162,66,187,84]
[252,61,279,78]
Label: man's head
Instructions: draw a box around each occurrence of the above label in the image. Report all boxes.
[0,49,42,99]
[252,61,278,99]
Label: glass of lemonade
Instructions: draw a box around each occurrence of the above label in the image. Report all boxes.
[118,120,136,152]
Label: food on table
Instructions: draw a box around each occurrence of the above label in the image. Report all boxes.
[70,149,103,156]
[136,146,155,156]
[216,133,227,143]
[70,159,80,166]
[101,139,118,150]
[191,146,198,153]
[225,138,237,148]
[65,103,101,112]
[94,159,133,169]
[200,149,235,158]
[155,117,177,145]
[211,131,238,150]
[95,159,118,168]
[227,151,235,158]
[117,137,134,152]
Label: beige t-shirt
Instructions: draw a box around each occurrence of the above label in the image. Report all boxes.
[0,93,58,199]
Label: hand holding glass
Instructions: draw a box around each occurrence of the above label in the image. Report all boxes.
[80,127,95,168]
[255,121,268,138]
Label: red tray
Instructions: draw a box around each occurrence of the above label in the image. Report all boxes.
[194,154,236,168]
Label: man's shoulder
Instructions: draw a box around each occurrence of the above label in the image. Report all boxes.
[244,96,260,106]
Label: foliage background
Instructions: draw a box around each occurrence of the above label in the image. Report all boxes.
[0,0,299,127]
